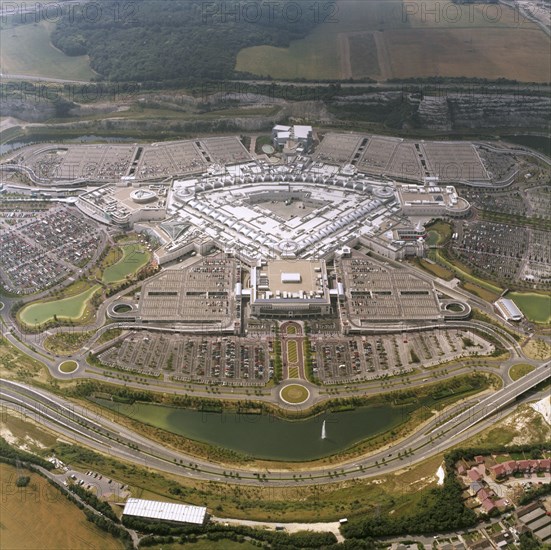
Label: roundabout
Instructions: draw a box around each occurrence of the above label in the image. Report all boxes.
[280,383,310,405]
[58,360,79,374]
[0,301,4,311]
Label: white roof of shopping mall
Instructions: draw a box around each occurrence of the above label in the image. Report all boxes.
[169,161,397,262]
[123,498,207,525]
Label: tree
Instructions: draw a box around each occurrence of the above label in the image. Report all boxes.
[16,476,30,487]
[519,533,541,550]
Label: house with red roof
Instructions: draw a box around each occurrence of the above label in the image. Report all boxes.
[490,464,506,480]
[504,461,518,475]
[478,489,491,502]
[481,498,497,514]
[467,468,482,482]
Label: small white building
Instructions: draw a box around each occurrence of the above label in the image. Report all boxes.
[494,298,523,322]
[272,125,313,151]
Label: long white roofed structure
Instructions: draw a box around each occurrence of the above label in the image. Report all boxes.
[123,498,207,525]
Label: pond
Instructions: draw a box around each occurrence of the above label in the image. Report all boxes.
[94,398,416,461]
[19,285,100,326]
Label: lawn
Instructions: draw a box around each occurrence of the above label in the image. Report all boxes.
[287,340,299,363]
[0,20,95,80]
[288,366,300,379]
[102,243,150,284]
[280,384,309,403]
[509,363,536,381]
[508,292,551,324]
[0,463,124,550]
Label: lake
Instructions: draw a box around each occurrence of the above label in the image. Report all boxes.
[94,398,415,461]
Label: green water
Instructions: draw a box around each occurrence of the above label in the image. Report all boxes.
[508,292,551,324]
[93,398,414,461]
[19,285,100,326]
[102,244,149,284]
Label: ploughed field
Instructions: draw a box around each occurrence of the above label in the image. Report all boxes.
[236,0,550,82]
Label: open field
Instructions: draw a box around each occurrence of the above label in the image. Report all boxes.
[102,243,149,284]
[461,281,501,303]
[426,221,452,246]
[236,0,550,82]
[19,284,100,327]
[44,331,93,355]
[461,402,551,447]
[522,338,551,360]
[0,463,124,550]
[413,258,455,281]
[236,1,404,80]
[0,21,95,80]
[508,292,551,324]
[0,337,49,382]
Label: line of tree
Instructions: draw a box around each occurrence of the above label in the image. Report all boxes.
[273,324,283,384]
[0,437,54,470]
[71,372,493,422]
[303,332,317,384]
[68,483,120,523]
[124,516,340,549]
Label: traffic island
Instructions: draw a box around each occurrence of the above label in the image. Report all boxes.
[58,360,79,374]
[280,384,310,405]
